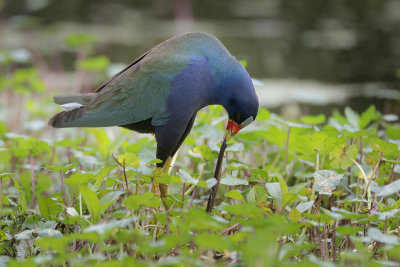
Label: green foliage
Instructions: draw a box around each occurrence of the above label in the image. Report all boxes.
[1,79,399,267]
[301,114,326,125]
[64,33,97,48]
[329,144,358,169]
[78,56,110,71]
[79,185,100,223]
[124,192,162,210]
[5,68,46,93]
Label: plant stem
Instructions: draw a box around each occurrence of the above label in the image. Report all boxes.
[136,174,140,195]
[188,185,197,209]
[359,137,363,164]
[181,183,186,209]
[284,126,291,167]
[332,220,337,263]
[0,176,3,209]
[316,225,327,260]
[219,223,241,235]
[122,159,129,195]
[29,150,35,205]
[59,171,67,206]
[206,139,228,213]
[79,192,83,216]
[313,194,322,214]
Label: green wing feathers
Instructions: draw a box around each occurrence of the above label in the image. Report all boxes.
[53,93,96,105]
[49,51,189,128]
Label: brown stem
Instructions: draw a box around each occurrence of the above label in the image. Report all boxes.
[359,137,363,164]
[387,162,396,185]
[324,224,329,258]
[136,174,140,195]
[166,213,171,235]
[316,225,327,260]
[122,160,129,195]
[332,221,337,263]
[206,139,228,213]
[312,194,323,214]
[25,240,32,257]
[219,223,241,235]
[284,126,291,167]
[0,177,3,209]
[59,171,67,206]
[181,183,186,209]
[188,185,197,209]
[30,150,35,205]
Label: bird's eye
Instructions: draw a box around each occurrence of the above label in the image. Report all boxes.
[235,113,241,121]
[228,98,236,106]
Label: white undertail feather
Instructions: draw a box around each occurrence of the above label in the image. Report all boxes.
[61,102,84,111]
[53,93,96,105]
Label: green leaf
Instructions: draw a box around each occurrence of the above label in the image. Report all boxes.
[359,105,380,129]
[35,174,51,195]
[257,108,271,122]
[124,192,161,210]
[118,153,140,167]
[99,191,124,212]
[265,125,286,146]
[0,173,14,180]
[344,107,359,129]
[46,164,76,173]
[65,33,97,48]
[278,177,288,194]
[94,165,116,186]
[336,225,362,235]
[282,192,301,208]
[300,114,326,125]
[377,180,400,197]
[88,128,110,160]
[225,190,246,202]
[220,175,248,186]
[27,137,49,156]
[313,170,344,195]
[79,185,100,223]
[329,144,358,169]
[195,233,231,251]
[224,203,264,218]
[194,145,218,160]
[53,137,84,148]
[38,196,62,221]
[65,173,95,187]
[78,56,110,71]
[226,142,244,152]
[265,182,281,201]
[369,138,400,159]
[249,169,268,183]
[311,133,339,156]
[13,178,27,212]
[368,227,399,245]
[289,208,301,222]
[0,230,7,241]
[246,187,256,202]
[178,169,198,185]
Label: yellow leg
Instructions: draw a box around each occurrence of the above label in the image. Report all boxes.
[159,157,173,198]
[151,167,163,197]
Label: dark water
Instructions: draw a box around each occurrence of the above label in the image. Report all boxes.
[1,0,400,114]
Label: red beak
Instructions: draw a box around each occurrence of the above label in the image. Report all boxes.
[226,119,243,136]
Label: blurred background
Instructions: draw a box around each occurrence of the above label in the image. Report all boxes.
[1,0,400,131]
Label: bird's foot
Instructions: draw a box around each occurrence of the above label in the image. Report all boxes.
[151,157,173,210]
[151,167,163,197]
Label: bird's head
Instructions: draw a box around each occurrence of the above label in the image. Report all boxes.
[219,66,259,140]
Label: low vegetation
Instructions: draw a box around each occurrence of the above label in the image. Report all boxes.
[1,34,400,266]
